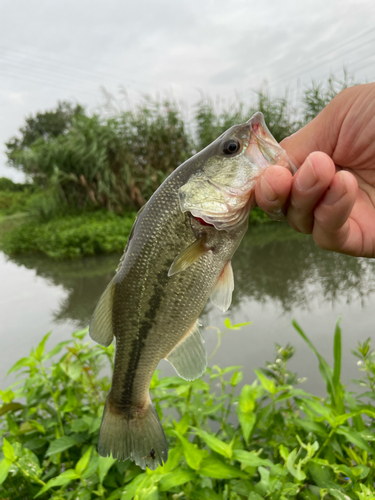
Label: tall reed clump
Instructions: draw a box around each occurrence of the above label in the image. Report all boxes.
[5,74,357,220]
[1,320,374,499]
[6,101,193,213]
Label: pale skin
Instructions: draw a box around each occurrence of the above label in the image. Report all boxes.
[255,82,375,258]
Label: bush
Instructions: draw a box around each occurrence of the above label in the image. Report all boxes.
[0,189,41,216]
[1,320,374,499]
[7,101,193,212]
[0,211,136,258]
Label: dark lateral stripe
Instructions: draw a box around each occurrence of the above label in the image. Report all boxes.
[120,266,170,406]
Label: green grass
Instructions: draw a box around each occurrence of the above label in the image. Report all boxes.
[0,206,271,259]
[0,211,136,259]
[1,320,374,499]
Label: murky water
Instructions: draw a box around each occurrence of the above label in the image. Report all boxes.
[1,223,375,395]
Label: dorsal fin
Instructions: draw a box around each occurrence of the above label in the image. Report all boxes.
[165,319,207,381]
[210,261,234,313]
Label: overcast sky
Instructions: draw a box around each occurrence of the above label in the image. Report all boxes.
[1,0,374,180]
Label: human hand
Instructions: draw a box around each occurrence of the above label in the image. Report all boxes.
[255,83,375,258]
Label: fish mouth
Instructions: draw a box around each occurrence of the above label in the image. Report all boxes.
[179,112,296,231]
[245,112,297,174]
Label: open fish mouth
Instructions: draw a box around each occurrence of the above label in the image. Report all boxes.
[179,112,296,231]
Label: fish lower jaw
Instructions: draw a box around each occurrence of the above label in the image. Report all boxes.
[191,199,253,231]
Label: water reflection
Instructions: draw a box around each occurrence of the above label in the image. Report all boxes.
[6,223,375,327]
[6,254,119,327]
[232,225,375,311]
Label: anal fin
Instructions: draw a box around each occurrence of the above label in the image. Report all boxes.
[210,261,234,313]
[166,320,207,381]
[89,281,115,347]
[168,235,209,277]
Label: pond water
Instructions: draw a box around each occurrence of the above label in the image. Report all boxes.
[1,222,375,395]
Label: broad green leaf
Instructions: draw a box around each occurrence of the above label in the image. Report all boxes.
[192,487,222,500]
[46,436,77,456]
[81,456,99,479]
[286,449,306,481]
[352,464,370,480]
[328,489,352,500]
[254,369,276,394]
[72,328,88,339]
[192,428,232,458]
[98,455,116,483]
[199,457,247,479]
[75,446,92,475]
[121,473,147,500]
[248,493,265,500]
[7,357,33,375]
[159,468,196,491]
[173,431,205,470]
[254,466,270,496]
[174,413,190,435]
[239,384,258,413]
[43,340,71,361]
[0,458,12,485]
[2,438,15,461]
[0,402,24,416]
[35,469,79,497]
[336,427,373,454]
[230,370,243,387]
[237,410,256,444]
[35,332,51,361]
[233,449,273,469]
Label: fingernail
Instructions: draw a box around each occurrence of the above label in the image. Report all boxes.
[295,157,318,191]
[322,172,347,205]
[260,175,277,202]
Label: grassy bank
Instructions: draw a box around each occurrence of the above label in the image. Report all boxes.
[0,205,270,259]
[0,210,136,259]
[0,320,374,499]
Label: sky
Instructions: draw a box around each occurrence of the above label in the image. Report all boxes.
[1,0,374,181]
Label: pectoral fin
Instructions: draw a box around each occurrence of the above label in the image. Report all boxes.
[210,261,234,313]
[89,280,115,347]
[166,320,207,381]
[168,235,209,277]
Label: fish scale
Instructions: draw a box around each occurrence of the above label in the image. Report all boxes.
[89,112,296,470]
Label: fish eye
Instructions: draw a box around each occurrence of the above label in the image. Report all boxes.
[222,139,240,155]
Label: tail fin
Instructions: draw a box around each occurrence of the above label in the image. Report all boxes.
[98,397,168,470]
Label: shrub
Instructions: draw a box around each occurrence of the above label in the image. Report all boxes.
[0,320,374,499]
[0,211,136,258]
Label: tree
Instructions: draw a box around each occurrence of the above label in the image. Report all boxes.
[5,101,85,170]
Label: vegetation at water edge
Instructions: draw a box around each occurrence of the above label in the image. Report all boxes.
[0,72,358,258]
[0,319,374,499]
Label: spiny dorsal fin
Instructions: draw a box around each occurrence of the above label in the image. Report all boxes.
[89,280,115,347]
[210,261,234,313]
[165,319,206,381]
[168,235,208,277]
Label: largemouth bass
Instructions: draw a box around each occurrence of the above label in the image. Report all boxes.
[89,112,295,470]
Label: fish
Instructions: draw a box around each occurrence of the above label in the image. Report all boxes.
[89,112,296,470]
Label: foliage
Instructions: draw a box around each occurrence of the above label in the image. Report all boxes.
[6,100,193,212]
[5,101,84,155]
[195,90,299,151]
[0,204,269,259]
[302,70,357,123]
[4,73,355,219]
[0,178,33,193]
[0,211,135,258]
[1,320,374,499]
